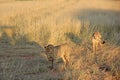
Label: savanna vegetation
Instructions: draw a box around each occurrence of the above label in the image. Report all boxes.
[0,0,120,80]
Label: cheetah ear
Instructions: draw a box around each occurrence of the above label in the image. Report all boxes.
[44,46,46,49]
[102,41,105,44]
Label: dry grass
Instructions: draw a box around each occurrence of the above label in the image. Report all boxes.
[0,0,120,80]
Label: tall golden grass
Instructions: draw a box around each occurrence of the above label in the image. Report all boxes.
[0,0,120,80]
